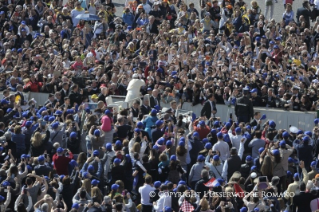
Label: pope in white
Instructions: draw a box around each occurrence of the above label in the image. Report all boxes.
[125,74,146,102]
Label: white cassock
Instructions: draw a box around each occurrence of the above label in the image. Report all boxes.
[125,79,146,102]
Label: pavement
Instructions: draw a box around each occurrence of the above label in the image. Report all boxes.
[113,0,302,23]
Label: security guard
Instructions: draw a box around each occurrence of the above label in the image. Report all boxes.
[235,87,254,123]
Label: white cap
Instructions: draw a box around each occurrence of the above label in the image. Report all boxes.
[87,52,93,57]
[250,172,257,179]
[289,126,299,134]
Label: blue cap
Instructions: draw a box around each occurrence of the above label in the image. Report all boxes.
[166,140,172,146]
[154,181,161,188]
[205,143,212,149]
[91,179,100,186]
[106,143,112,151]
[134,128,141,133]
[70,132,77,138]
[258,147,264,153]
[171,71,177,76]
[157,137,165,145]
[293,173,299,179]
[250,166,257,171]
[246,155,252,161]
[111,184,119,190]
[2,181,10,187]
[297,130,304,135]
[311,161,316,167]
[44,176,50,181]
[199,120,205,126]
[211,129,217,134]
[275,36,282,41]
[69,159,78,167]
[38,155,45,161]
[21,21,26,25]
[288,157,294,163]
[1,99,9,105]
[82,172,89,179]
[49,116,55,122]
[170,155,177,161]
[22,111,29,118]
[269,120,276,128]
[154,105,160,111]
[225,122,231,128]
[43,115,49,121]
[223,134,230,142]
[114,158,121,164]
[279,140,286,147]
[254,208,259,212]
[0,147,3,151]
[165,206,172,212]
[137,122,144,128]
[178,140,185,146]
[305,131,312,137]
[85,107,91,113]
[269,41,275,45]
[151,109,157,115]
[213,121,220,127]
[315,118,319,125]
[255,37,261,41]
[66,109,74,114]
[72,203,79,209]
[153,145,159,150]
[57,147,63,153]
[217,132,223,138]
[272,149,280,155]
[235,127,241,134]
[54,110,62,115]
[25,121,32,127]
[244,132,251,140]
[155,120,164,126]
[178,180,187,185]
[202,138,208,144]
[197,155,205,162]
[17,48,23,53]
[51,122,59,129]
[115,140,122,146]
[94,129,101,136]
[303,136,310,143]
[282,131,289,138]
[88,165,95,172]
[93,150,99,156]
[240,207,248,212]
[273,45,279,49]
[193,132,199,137]
[213,155,219,161]
[250,88,257,93]
[287,171,292,177]
[105,110,111,115]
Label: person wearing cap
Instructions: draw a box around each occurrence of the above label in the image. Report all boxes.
[34,155,52,176]
[308,161,318,180]
[152,120,165,143]
[213,132,230,162]
[72,188,91,211]
[49,120,66,148]
[193,118,211,140]
[240,155,254,179]
[242,190,266,212]
[248,131,265,159]
[235,87,254,123]
[296,136,313,172]
[53,147,74,175]
[189,155,206,189]
[228,123,244,151]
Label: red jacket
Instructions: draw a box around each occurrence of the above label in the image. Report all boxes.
[193,120,211,140]
[52,152,73,175]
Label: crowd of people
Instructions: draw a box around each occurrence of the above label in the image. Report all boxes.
[1,0,319,211]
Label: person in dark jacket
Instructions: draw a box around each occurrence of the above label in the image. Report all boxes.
[195,170,210,198]
[110,158,126,185]
[240,155,253,179]
[68,84,82,106]
[297,136,313,172]
[296,1,311,28]
[34,155,52,176]
[235,87,254,123]
[61,173,80,210]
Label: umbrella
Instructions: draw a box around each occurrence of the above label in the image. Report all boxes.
[75,13,100,21]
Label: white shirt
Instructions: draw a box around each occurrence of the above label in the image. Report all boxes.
[139,184,155,206]
[228,129,243,151]
[153,191,172,211]
[212,140,230,161]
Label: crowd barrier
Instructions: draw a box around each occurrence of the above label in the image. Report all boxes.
[3,92,315,131]
[181,102,317,131]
